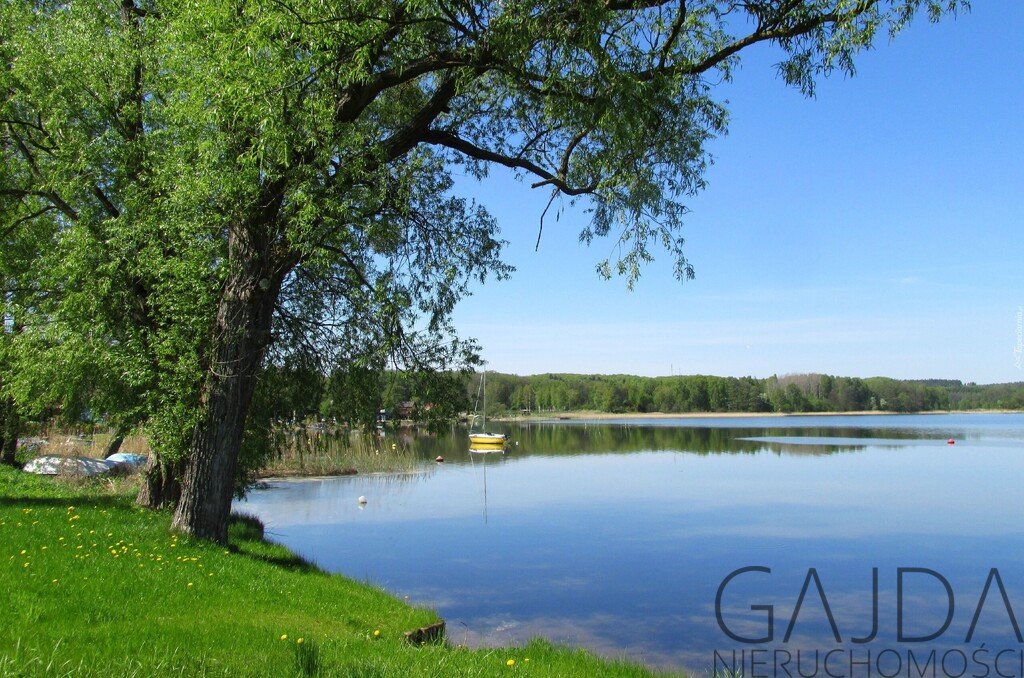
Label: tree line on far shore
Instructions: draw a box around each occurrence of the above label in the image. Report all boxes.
[479,373,1024,415]
[258,369,1024,423]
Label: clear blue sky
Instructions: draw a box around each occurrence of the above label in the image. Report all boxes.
[450,2,1024,384]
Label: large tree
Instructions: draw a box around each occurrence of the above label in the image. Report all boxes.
[1,0,963,542]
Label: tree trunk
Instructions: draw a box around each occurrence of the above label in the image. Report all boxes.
[170,222,286,543]
[103,427,126,458]
[137,453,183,509]
[0,395,19,467]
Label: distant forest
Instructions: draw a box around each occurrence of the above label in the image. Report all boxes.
[473,373,1024,416]
[268,368,1024,424]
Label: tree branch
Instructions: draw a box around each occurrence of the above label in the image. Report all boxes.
[644,0,880,78]
[422,129,599,197]
[0,188,79,222]
[604,0,673,10]
[313,243,375,294]
[334,50,476,124]
[92,186,121,219]
[0,205,57,240]
[377,76,461,164]
[658,0,687,69]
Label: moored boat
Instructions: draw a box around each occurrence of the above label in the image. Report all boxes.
[469,371,507,449]
[468,432,507,449]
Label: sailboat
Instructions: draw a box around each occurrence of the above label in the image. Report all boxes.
[468,371,507,450]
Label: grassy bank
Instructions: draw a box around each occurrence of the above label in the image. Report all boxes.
[0,466,676,677]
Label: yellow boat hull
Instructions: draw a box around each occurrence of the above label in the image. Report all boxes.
[468,434,506,448]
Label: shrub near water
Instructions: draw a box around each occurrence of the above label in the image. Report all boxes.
[260,427,419,477]
[0,465,674,677]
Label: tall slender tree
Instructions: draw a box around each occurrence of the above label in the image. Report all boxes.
[1,0,965,542]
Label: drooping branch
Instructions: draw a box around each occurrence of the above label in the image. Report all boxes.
[422,129,599,196]
[313,242,375,294]
[0,205,57,240]
[649,0,882,78]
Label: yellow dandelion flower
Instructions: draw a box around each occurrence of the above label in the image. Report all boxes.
[19,549,26,555]
[187,582,193,587]
[280,634,288,641]
[23,562,29,568]
[506,659,515,666]
[297,638,304,645]
[373,630,380,638]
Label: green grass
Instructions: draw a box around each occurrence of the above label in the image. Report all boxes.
[0,465,679,677]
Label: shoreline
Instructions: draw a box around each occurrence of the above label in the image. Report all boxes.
[492,409,1014,422]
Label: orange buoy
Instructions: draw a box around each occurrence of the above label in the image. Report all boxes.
[947,439,955,445]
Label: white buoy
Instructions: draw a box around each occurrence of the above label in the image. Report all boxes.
[358,495,367,504]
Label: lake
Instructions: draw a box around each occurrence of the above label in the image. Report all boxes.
[236,413,1024,676]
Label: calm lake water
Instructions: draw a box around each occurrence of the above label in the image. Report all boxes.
[236,414,1024,676]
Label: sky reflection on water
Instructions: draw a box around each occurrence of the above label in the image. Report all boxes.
[237,414,1024,675]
